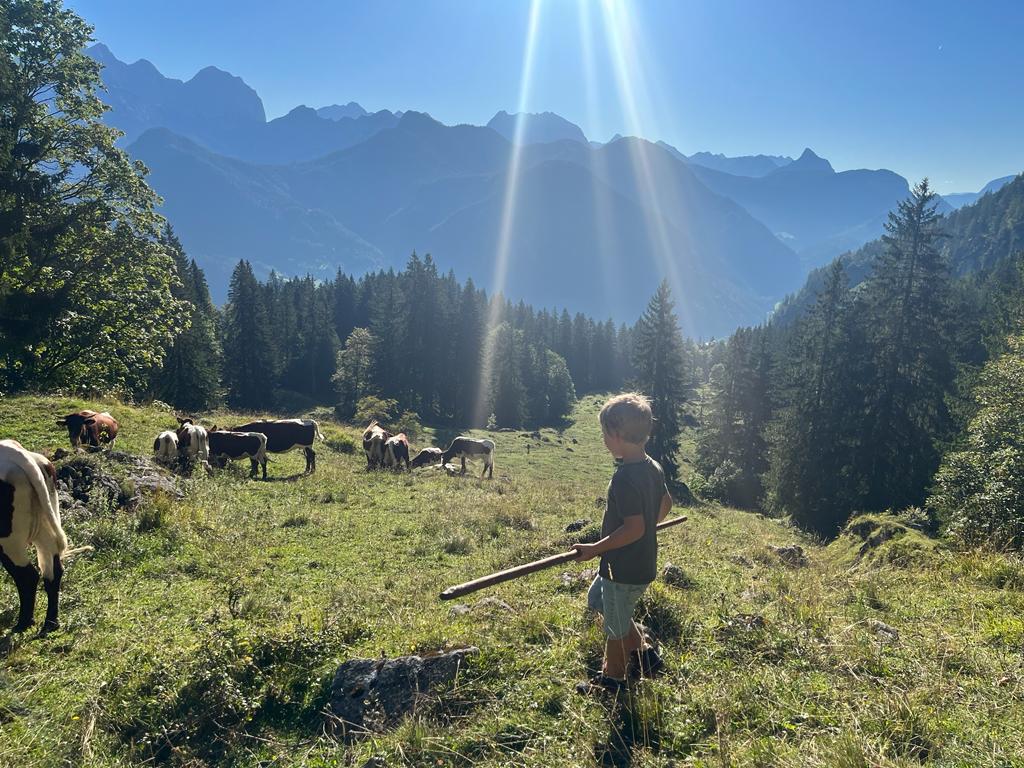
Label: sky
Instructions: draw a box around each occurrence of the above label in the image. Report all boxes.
[66,0,1024,193]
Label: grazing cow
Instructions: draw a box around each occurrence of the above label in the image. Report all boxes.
[441,437,495,478]
[208,430,269,479]
[56,410,118,449]
[153,431,179,464]
[383,433,410,471]
[0,439,90,632]
[230,419,324,475]
[361,421,392,470]
[175,418,210,470]
[410,446,443,470]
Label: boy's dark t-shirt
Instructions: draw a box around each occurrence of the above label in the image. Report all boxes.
[600,455,669,584]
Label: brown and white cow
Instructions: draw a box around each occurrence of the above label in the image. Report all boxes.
[229,419,324,475]
[208,430,269,479]
[383,433,410,471]
[441,437,495,478]
[361,421,392,470]
[56,410,118,449]
[175,418,210,471]
[410,446,443,470]
[0,439,91,632]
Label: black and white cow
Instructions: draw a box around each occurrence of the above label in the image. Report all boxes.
[208,430,269,479]
[153,430,178,464]
[440,437,495,478]
[0,439,90,632]
[383,433,410,471]
[230,419,324,475]
[410,446,443,470]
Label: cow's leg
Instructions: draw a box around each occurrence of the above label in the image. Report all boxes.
[486,457,493,479]
[261,457,268,481]
[304,447,315,474]
[460,456,467,475]
[41,553,64,632]
[1,546,39,633]
[249,458,258,478]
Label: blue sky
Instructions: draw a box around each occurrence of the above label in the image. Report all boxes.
[67,0,1023,192]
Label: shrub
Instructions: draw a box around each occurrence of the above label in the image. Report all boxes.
[354,396,399,427]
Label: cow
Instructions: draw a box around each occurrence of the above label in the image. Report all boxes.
[440,437,495,478]
[410,446,443,470]
[383,433,410,471]
[207,430,269,479]
[55,410,118,449]
[175,418,210,471]
[361,421,391,470]
[153,431,179,464]
[0,439,91,633]
[230,419,324,475]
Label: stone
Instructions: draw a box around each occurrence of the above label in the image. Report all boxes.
[447,603,471,618]
[868,619,899,643]
[771,545,808,567]
[330,647,478,738]
[557,567,597,592]
[474,597,513,613]
[661,563,694,589]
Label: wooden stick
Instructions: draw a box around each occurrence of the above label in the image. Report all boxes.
[439,515,688,600]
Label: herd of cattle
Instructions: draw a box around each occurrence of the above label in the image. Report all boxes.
[1,408,497,633]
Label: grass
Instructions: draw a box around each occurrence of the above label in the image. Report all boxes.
[1,393,1023,766]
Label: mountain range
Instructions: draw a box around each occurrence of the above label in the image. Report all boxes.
[85,44,1018,337]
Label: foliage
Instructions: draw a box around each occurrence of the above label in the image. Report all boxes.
[0,0,185,392]
[222,260,277,409]
[332,327,377,419]
[931,334,1024,548]
[632,280,691,481]
[354,395,399,426]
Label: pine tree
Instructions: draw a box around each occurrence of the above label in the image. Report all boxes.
[148,228,221,410]
[862,179,955,510]
[222,261,277,410]
[632,281,689,481]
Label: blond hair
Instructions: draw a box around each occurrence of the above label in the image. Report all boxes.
[599,392,653,445]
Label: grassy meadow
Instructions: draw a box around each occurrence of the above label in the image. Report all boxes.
[1,393,1023,767]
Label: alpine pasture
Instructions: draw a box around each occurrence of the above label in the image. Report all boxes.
[1,394,1023,766]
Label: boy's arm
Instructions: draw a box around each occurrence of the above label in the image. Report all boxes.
[574,515,645,561]
[658,491,672,523]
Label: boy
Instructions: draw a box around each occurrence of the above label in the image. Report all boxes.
[573,392,673,694]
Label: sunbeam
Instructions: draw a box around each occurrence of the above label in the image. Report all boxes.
[473,0,544,426]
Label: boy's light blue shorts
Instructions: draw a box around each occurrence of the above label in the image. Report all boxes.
[587,575,649,639]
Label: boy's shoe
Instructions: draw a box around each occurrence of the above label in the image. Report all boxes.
[631,646,664,678]
[576,673,626,696]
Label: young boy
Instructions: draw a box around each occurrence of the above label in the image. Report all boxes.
[573,392,673,694]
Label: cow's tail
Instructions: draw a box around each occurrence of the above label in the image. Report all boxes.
[314,420,325,442]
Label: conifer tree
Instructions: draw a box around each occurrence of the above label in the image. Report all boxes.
[632,280,689,481]
[862,179,955,510]
[223,260,277,410]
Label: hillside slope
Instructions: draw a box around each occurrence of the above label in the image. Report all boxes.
[1,395,1022,766]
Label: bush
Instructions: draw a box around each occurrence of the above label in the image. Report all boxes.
[393,410,423,440]
[354,396,399,427]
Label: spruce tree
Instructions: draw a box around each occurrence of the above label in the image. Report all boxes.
[223,260,277,410]
[862,179,955,510]
[632,280,689,481]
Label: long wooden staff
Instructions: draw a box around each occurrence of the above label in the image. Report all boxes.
[439,515,688,600]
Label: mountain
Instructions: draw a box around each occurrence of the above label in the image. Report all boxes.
[943,175,1016,209]
[773,173,1024,326]
[685,151,792,177]
[87,44,400,164]
[317,102,368,120]
[688,148,924,269]
[130,112,802,337]
[487,111,588,145]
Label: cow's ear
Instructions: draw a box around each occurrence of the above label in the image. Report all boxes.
[83,418,96,426]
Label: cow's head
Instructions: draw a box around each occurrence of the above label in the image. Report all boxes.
[56,413,92,447]
[175,423,193,451]
[177,417,194,427]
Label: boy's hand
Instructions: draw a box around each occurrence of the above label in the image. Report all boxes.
[573,543,600,562]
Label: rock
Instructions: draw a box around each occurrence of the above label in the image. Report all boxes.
[55,452,182,514]
[51,447,71,461]
[558,567,597,592]
[868,619,899,643]
[564,519,591,533]
[474,597,513,613]
[661,563,694,589]
[571,438,578,444]
[447,604,471,618]
[771,545,808,567]
[330,647,478,738]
